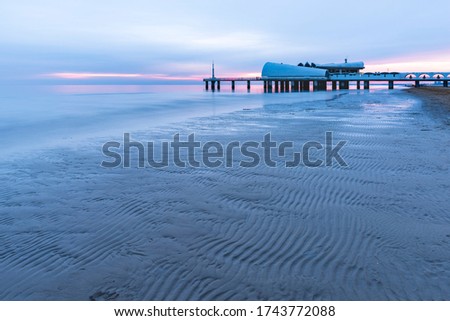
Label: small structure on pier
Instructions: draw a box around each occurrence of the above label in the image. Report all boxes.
[315,59,365,74]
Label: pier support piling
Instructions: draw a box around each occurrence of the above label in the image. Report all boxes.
[301,81,310,92]
[339,81,349,90]
[313,81,327,91]
[320,81,327,91]
[203,70,448,94]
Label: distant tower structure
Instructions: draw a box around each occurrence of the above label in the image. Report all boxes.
[212,61,215,79]
[345,58,348,63]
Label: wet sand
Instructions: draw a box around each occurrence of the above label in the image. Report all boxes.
[0,89,449,300]
[406,87,450,125]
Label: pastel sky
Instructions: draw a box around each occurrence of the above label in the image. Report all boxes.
[1,0,450,84]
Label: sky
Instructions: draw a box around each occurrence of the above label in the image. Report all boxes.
[1,0,450,84]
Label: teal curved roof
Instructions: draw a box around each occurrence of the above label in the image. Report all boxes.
[262,62,328,78]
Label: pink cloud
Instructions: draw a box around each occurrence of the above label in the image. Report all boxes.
[43,72,205,81]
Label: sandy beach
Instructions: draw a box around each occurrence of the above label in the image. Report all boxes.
[407,87,450,125]
[0,87,449,300]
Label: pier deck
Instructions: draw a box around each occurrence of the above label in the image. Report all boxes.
[203,72,450,92]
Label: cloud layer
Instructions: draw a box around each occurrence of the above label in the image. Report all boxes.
[1,0,450,83]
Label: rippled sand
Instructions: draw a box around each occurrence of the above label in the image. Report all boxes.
[0,89,449,300]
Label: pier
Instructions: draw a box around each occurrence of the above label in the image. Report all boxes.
[203,72,450,92]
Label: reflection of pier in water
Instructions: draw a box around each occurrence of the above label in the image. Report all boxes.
[203,72,450,92]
